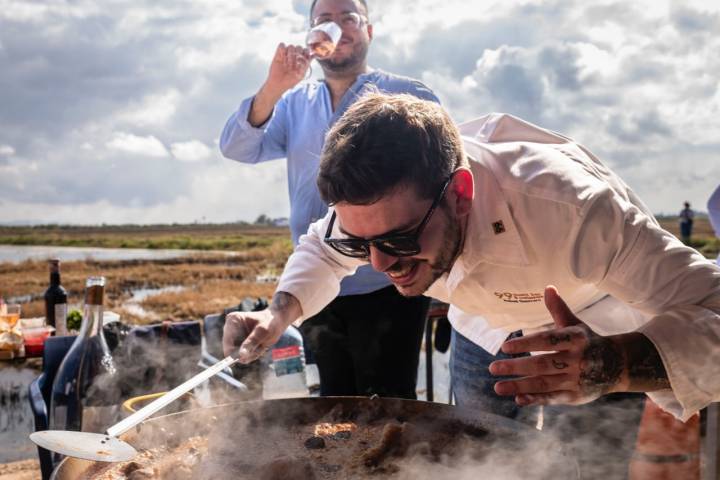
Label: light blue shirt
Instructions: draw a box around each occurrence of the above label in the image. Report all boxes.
[220,69,440,296]
[708,185,720,265]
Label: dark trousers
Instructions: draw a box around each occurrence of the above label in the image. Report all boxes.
[300,286,429,399]
[680,220,693,243]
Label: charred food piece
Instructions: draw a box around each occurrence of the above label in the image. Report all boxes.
[120,461,145,476]
[362,422,405,467]
[333,430,352,440]
[304,436,326,450]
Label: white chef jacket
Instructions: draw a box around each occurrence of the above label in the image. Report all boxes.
[278,113,720,421]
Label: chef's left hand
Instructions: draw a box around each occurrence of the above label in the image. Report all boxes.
[489,285,625,406]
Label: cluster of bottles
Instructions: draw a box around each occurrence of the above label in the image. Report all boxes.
[43,259,313,435]
[45,263,120,433]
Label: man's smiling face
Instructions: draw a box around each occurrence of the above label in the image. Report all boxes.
[332,173,472,297]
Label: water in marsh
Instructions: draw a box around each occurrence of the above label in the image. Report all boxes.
[0,245,227,264]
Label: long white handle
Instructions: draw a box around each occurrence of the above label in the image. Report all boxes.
[107,355,238,438]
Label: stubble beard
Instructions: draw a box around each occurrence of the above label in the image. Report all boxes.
[319,40,368,74]
[394,211,464,298]
[428,214,464,286]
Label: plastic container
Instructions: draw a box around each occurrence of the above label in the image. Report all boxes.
[23,326,54,357]
[261,326,309,400]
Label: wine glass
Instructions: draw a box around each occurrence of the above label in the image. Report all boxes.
[304,21,342,77]
[0,304,20,328]
[306,21,342,59]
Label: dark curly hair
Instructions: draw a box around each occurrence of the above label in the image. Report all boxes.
[317,93,467,206]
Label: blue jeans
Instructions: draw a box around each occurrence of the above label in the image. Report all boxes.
[450,328,537,423]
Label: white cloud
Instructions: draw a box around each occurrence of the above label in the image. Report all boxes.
[105,132,169,158]
[0,2,49,23]
[170,140,212,163]
[0,162,290,225]
[0,144,15,156]
[2,0,720,224]
[0,0,100,23]
[117,89,180,127]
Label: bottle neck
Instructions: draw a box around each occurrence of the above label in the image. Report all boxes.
[50,272,61,286]
[81,303,104,338]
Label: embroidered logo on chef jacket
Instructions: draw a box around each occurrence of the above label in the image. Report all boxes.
[492,221,506,234]
[494,291,543,303]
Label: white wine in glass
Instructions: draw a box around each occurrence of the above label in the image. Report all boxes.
[306,22,342,59]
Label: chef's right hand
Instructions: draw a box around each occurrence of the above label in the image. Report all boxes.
[264,43,311,96]
[222,308,287,364]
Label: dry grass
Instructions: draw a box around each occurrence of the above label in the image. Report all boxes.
[657,217,718,258]
[1,252,288,325]
[0,224,294,325]
[0,224,292,251]
[133,280,277,323]
[658,217,715,237]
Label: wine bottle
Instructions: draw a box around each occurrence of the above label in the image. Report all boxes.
[44,259,68,335]
[49,277,120,433]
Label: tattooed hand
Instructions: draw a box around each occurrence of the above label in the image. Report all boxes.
[223,291,303,364]
[489,286,668,406]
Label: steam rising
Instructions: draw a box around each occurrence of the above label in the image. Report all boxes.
[79,398,584,480]
[72,324,652,480]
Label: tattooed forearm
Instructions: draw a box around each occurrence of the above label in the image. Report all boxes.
[579,337,624,396]
[624,333,669,391]
[271,291,292,310]
[549,333,572,345]
[552,359,569,370]
[269,291,301,319]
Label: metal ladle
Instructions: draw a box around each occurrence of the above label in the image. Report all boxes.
[30,355,239,462]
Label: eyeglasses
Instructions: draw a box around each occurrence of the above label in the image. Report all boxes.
[324,176,454,259]
[311,12,366,29]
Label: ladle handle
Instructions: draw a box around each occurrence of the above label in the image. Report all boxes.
[107,355,239,438]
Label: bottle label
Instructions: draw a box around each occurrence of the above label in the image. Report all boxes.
[55,303,67,337]
[55,303,68,336]
[271,345,304,377]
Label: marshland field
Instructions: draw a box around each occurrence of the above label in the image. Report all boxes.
[0,223,292,324]
[0,217,717,325]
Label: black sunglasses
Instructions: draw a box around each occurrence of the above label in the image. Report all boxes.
[323,175,454,259]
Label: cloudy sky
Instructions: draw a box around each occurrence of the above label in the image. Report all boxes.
[0,0,718,225]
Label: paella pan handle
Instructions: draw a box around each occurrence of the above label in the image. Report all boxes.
[107,355,239,438]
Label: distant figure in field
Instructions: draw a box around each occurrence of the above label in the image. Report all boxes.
[679,201,695,244]
[708,186,720,264]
